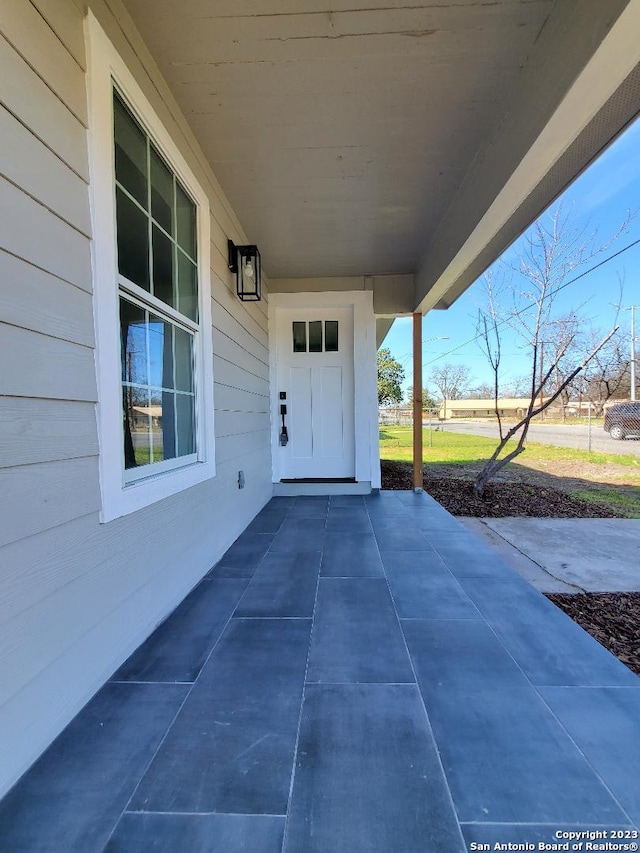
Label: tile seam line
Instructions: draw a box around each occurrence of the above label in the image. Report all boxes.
[304,680,418,686]
[527,683,637,827]
[365,494,468,850]
[447,544,638,824]
[122,809,287,818]
[230,511,292,612]
[101,573,252,848]
[460,821,637,827]
[280,503,326,853]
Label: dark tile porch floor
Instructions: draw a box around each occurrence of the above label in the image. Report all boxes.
[1,491,639,852]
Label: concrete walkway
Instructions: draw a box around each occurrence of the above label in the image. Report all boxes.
[461,517,640,592]
[0,493,638,852]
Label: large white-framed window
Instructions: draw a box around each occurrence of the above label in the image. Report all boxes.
[86,13,215,522]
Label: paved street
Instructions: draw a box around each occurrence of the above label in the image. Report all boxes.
[431,419,640,456]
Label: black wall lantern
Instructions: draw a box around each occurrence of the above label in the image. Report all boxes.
[228,239,262,302]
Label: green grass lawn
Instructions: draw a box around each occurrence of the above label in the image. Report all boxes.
[380,426,640,517]
[379,426,640,469]
[380,426,510,464]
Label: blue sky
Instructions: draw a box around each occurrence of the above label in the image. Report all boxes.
[384,116,640,399]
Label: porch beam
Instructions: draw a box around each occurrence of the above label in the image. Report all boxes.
[412,312,423,492]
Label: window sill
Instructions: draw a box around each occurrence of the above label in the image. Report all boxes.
[101,457,216,523]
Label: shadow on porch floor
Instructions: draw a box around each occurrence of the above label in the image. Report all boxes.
[1,492,639,852]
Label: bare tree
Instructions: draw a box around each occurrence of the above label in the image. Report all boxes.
[465,383,496,400]
[575,327,630,414]
[473,204,626,497]
[428,363,473,418]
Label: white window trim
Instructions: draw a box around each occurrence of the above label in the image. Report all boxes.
[86,12,215,522]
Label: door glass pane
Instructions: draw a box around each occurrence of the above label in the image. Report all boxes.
[177,393,195,456]
[308,320,322,353]
[148,314,173,389]
[123,386,151,468]
[152,225,174,308]
[116,188,150,290]
[120,298,147,385]
[150,145,173,234]
[325,320,339,352]
[114,94,148,208]
[292,321,306,353]
[176,183,196,260]
[177,250,198,321]
[174,326,194,392]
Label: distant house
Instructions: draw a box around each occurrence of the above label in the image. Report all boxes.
[439,398,549,419]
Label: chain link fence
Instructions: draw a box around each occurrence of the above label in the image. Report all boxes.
[380,401,640,455]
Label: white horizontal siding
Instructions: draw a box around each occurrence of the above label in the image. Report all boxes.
[215,410,271,437]
[212,278,269,354]
[1,0,87,124]
[216,429,271,466]
[213,382,269,413]
[0,324,97,401]
[213,357,271,397]
[0,177,92,290]
[29,0,87,69]
[212,328,269,382]
[0,36,89,179]
[0,250,95,347]
[0,457,101,549]
[0,0,274,799]
[0,398,98,468]
[0,105,90,235]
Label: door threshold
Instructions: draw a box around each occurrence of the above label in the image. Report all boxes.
[273,480,371,497]
[280,477,356,484]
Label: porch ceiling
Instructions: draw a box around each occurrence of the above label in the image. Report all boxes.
[123,0,640,309]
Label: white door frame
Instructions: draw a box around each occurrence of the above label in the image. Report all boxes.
[268,291,380,487]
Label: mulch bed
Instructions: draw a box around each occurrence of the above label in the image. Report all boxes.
[381,459,639,676]
[381,460,621,518]
[546,593,640,676]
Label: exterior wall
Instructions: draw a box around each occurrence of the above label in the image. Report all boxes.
[0,0,272,796]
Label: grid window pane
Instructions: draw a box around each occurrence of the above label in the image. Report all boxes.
[123,386,151,469]
[176,393,195,456]
[161,391,177,461]
[120,299,147,385]
[114,94,148,208]
[115,89,200,478]
[150,145,173,234]
[325,321,339,352]
[152,225,174,308]
[176,183,196,260]
[174,326,193,392]
[293,321,306,353]
[148,314,174,389]
[116,188,150,290]
[120,306,196,469]
[177,250,198,321]
[308,320,322,353]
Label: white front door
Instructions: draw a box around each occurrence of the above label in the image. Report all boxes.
[275,306,355,480]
